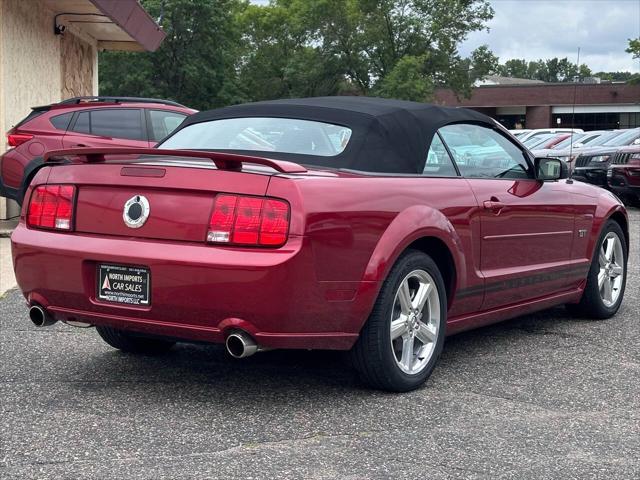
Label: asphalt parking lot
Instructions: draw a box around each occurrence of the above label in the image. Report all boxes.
[1,208,638,479]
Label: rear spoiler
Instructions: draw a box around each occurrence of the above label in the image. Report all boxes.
[44,148,308,174]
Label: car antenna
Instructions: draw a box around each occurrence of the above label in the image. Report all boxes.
[568,47,581,182]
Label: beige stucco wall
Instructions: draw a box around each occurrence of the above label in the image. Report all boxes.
[0,0,97,218]
[1,0,63,130]
[61,28,97,100]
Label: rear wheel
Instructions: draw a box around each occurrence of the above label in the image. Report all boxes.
[350,250,446,392]
[567,220,627,319]
[96,326,175,354]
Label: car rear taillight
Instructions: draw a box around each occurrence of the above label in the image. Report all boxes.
[7,133,33,147]
[27,185,76,231]
[207,194,290,247]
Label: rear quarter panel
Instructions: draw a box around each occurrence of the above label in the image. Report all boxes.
[267,174,483,317]
[1,115,65,191]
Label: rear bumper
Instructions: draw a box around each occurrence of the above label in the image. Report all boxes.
[11,225,378,350]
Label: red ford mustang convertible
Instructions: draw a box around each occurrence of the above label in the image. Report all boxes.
[11,97,628,391]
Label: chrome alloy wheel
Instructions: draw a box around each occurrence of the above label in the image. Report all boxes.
[390,269,440,375]
[598,232,625,307]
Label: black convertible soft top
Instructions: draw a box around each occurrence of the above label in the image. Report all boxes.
[167,96,497,174]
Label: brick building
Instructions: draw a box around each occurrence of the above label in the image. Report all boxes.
[434,79,640,131]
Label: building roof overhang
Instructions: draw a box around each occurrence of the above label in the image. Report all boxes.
[43,0,165,52]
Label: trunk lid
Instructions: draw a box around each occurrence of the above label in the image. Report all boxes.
[46,160,274,243]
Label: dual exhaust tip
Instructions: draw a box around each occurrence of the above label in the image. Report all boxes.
[30,304,261,358]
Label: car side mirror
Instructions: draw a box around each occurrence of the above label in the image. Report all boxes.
[633,138,640,146]
[535,157,569,181]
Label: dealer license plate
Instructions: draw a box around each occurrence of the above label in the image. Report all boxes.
[97,264,150,306]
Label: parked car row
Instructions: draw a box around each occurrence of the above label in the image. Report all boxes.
[513,127,640,205]
[509,128,583,143]
[0,96,196,205]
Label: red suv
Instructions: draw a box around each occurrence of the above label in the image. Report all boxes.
[0,96,195,204]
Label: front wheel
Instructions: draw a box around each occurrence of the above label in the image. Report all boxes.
[567,220,627,319]
[350,250,447,392]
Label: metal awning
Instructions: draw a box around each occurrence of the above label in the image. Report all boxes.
[42,0,166,52]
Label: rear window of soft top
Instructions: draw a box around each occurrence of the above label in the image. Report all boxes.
[160,117,352,157]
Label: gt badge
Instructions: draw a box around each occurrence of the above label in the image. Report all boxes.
[123,195,150,229]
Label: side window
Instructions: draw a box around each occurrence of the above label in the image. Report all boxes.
[423,134,458,177]
[439,124,532,179]
[72,112,91,134]
[50,112,74,131]
[90,109,145,141]
[148,110,187,142]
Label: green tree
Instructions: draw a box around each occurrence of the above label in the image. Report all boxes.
[243,0,494,99]
[595,71,635,82]
[235,2,346,101]
[498,59,528,78]
[627,38,640,59]
[374,54,433,100]
[497,57,591,82]
[99,0,245,110]
[625,38,640,84]
[99,0,496,107]
[468,45,499,81]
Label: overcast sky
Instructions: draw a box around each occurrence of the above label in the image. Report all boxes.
[460,0,640,73]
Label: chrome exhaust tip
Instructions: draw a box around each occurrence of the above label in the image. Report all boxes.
[29,304,57,327]
[225,331,259,359]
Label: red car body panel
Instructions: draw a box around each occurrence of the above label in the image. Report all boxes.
[1,115,65,188]
[11,150,627,349]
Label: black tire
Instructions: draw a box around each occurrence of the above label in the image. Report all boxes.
[567,220,628,319]
[350,250,447,392]
[96,326,175,354]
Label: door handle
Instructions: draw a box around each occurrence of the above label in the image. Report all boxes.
[73,143,87,147]
[483,199,505,213]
